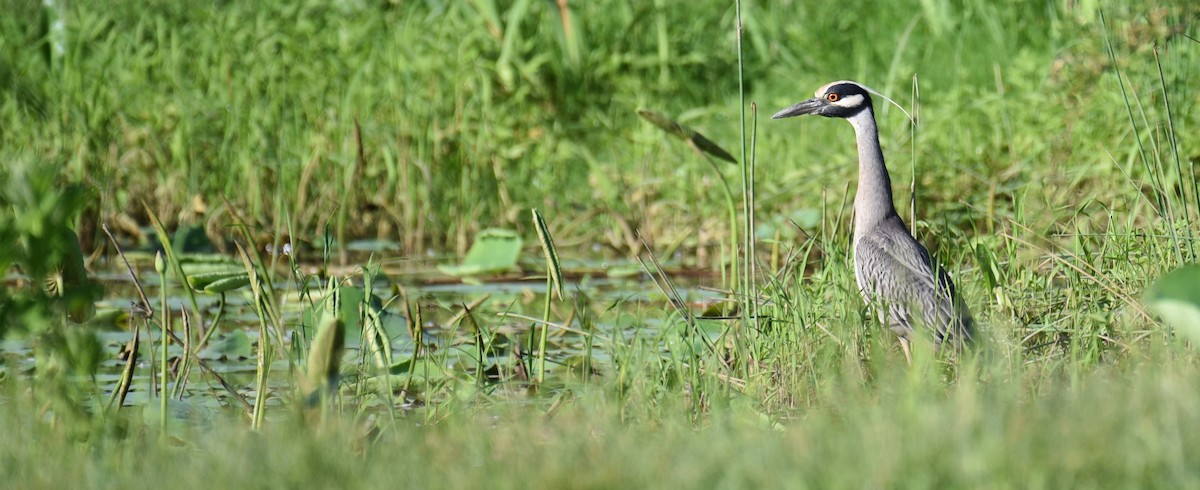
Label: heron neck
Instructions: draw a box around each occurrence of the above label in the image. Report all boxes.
[848,108,897,240]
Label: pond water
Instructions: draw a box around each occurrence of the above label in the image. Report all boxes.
[2,248,736,417]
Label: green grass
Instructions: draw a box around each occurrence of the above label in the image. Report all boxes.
[4,0,1191,256]
[2,0,1200,487]
[5,358,1200,488]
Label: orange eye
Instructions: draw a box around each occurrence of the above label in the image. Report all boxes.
[827,93,840,102]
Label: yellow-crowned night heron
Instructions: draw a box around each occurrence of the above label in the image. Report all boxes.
[772,80,973,360]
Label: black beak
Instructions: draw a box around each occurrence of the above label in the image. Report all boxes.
[771,98,823,119]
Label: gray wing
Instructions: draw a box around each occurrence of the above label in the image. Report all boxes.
[854,216,973,346]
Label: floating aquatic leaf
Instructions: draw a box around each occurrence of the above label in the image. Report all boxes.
[200,330,253,360]
[85,308,130,331]
[300,286,403,346]
[360,362,452,393]
[437,228,524,276]
[1146,265,1200,343]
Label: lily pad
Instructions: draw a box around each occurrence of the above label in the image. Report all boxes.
[85,308,130,331]
[437,228,523,277]
[347,363,453,396]
[300,286,405,346]
[199,330,253,360]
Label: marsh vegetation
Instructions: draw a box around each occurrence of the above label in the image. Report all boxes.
[2,0,1200,487]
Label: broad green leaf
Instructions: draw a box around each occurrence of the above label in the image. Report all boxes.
[186,270,249,291]
[300,286,403,346]
[362,298,392,369]
[199,330,253,360]
[1147,265,1200,342]
[304,313,345,398]
[361,263,393,369]
[437,228,523,277]
[85,307,130,331]
[355,363,452,395]
[203,275,252,294]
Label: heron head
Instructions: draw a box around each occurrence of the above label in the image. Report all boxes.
[771,81,873,120]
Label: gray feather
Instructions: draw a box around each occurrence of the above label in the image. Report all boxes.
[855,214,973,347]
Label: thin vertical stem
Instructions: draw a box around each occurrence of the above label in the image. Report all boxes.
[910,76,919,236]
[735,0,750,330]
[748,103,759,333]
[539,276,551,384]
[158,267,169,434]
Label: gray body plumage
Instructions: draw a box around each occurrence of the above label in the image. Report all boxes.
[774,80,973,350]
[854,214,972,347]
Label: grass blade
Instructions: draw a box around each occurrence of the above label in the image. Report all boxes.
[533,209,564,300]
[637,109,737,163]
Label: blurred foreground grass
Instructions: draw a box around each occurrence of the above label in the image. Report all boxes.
[5,355,1200,488]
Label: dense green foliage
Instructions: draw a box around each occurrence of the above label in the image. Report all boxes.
[2,0,1200,488]
[2,0,1191,255]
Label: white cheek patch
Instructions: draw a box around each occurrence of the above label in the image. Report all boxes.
[831,94,865,108]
